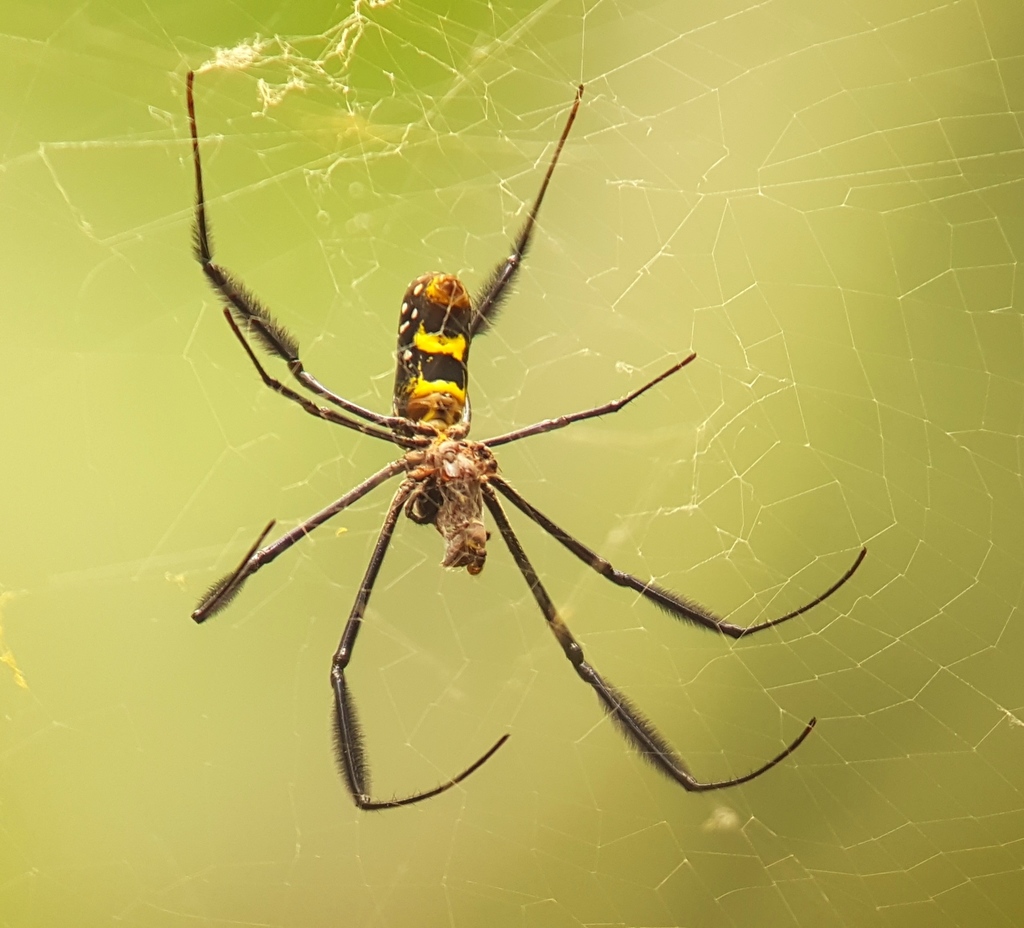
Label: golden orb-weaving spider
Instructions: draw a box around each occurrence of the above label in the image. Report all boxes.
[186,71,866,810]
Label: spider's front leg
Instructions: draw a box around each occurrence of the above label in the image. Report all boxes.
[483,485,816,791]
[329,480,508,809]
[489,476,865,637]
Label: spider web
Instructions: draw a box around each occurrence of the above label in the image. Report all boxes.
[1,0,1023,926]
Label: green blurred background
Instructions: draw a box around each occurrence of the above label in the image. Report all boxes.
[2,0,1022,926]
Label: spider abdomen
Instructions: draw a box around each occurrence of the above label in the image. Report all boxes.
[393,274,474,428]
[405,439,496,575]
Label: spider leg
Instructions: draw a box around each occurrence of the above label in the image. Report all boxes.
[483,354,696,448]
[185,71,434,437]
[483,485,816,792]
[192,459,406,622]
[331,481,509,809]
[221,310,425,448]
[490,477,866,637]
[471,85,584,335]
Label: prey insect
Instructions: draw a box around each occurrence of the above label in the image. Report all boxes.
[186,71,866,810]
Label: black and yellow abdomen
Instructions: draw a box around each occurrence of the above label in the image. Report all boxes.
[393,273,474,428]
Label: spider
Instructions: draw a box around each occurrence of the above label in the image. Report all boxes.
[186,71,866,810]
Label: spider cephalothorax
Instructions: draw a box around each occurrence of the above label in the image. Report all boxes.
[187,71,865,810]
[404,438,497,574]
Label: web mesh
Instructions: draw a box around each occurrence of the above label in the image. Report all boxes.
[1,1,1022,926]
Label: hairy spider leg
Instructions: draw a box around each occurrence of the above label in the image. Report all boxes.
[489,475,866,638]
[186,70,435,438]
[483,486,817,791]
[391,86,585,434]
[191,459,407,623]
[331,481,509,809]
